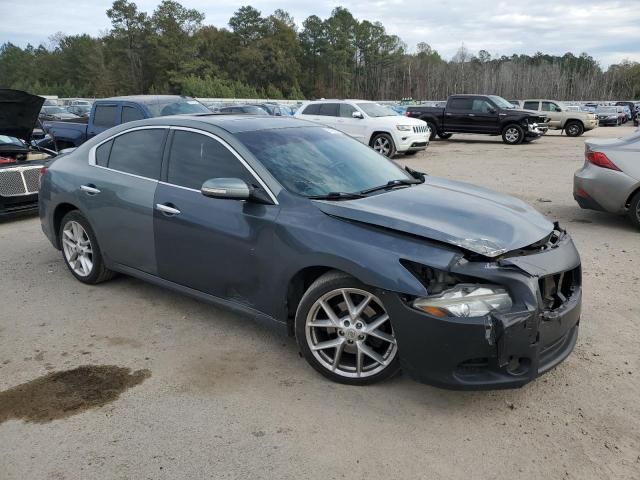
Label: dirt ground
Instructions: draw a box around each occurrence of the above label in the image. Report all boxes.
[1,124,638,479]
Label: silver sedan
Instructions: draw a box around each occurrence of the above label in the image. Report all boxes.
[573,130,640,228]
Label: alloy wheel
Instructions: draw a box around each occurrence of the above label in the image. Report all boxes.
[373,137,391,156]
[505,127,520,143]
[62,220,94,277]
[567,124,579,136]
[305,288,397,378]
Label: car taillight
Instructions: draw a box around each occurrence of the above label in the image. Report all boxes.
[39,166,48,187]
[0,156,14,164]
[404,111,411,116]
[586,150,620,171]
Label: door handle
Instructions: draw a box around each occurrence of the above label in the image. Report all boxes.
[156,203,181,216]
[445,113,452,116]
[468,113,475,117]
[80,184,100,195]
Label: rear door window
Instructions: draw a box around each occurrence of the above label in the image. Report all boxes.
[166,130,255,190]
[93,105,118,128]
[318,103,339,116]
[107,129,166,179]
[448,98,473,111]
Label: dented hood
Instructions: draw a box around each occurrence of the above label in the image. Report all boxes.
[0,89,45,141]
[313,177,554,257]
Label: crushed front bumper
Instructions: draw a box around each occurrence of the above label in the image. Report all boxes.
[383,232,582,390]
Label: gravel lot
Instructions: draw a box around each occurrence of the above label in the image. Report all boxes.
[1,124,638,479]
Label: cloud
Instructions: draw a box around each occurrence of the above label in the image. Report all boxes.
[1,0,639,67]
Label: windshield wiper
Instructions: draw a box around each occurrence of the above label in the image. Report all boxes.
[308,191,365,200]
[359,178,423,195]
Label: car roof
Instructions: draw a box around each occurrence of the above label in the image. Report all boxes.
[303,99,373,103]
[134,114,315,134]
[101,95,193,104]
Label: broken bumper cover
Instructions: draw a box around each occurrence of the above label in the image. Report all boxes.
[383,234,581,390]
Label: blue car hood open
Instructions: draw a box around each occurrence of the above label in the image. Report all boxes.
[313,177,554,257]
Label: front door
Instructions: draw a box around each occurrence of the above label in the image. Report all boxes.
[335,103,367,143]
[83,127,167,274]
[154,128,280,305]
[469,98,500,133]
[541,101,562,128]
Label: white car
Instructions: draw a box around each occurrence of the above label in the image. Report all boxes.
[294,100,430,157]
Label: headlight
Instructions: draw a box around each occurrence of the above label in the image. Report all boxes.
[396,125,413,131]
[412,284,512,318]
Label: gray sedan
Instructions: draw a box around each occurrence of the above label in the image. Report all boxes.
[40,115,582,389]
[573,131,640,228]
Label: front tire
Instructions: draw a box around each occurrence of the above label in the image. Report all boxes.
[295,271,401,385]
[59,211,115,284]
[565,121,584,137]
[502,124,524,145]
[426,122,437,141]
[628,191,640,229]
[437,132,453,140]
[371,133,396,157]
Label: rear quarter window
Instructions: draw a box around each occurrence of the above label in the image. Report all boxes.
[95,140,113,166]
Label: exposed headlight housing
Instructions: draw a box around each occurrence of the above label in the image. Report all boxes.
[396,125,413,131]
[413,284,512,318]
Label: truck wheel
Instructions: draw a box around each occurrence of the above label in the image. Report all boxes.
[371,133,396,157]
[426,122,437,141]
[502,124,524,145]
[565,121,584,137]
[438,132,453,140]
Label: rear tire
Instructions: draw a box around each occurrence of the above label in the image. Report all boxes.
[565,121,584,137]
[295,271,401,385]
[502,124,524,145]
[59,211,116,284]
[628,191,640,229]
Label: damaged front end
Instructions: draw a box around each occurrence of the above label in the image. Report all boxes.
[385,223,581,389]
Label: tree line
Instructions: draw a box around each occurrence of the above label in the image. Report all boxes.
[0,0,639,101]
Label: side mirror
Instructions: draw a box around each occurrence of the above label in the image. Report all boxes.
[487,106,497,114]
[352,111,364,119]
[201,178,250,201]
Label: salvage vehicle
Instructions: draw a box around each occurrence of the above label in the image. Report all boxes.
[43,95,210,149]
[40,115,582,389]
[0,89,56,216]
[521,99,598,137]
[295,100,429,157]
[595,106,622,126]
[405,94,548,144]
[574,130,640,228]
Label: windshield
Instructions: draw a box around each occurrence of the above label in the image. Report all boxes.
[147,98,210,117]
[237,126,411,197]
[356,103,396,118]
[488,95,516,109]
[597,106,616,113]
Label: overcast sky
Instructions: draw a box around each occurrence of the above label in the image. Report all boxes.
[1,0,639,68]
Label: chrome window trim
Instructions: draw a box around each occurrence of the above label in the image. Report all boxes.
[167,126,279,205]
[87,124,278,205]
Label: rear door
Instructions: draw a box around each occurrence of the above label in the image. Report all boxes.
[83,127,167,273]
[154,128,280,301]
[444,97,473,132]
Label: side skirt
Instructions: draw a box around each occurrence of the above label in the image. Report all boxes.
[112,263,288,335]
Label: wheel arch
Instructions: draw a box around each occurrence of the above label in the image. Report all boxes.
[52,202,81,248]
[565,118,584,127]
[285,266,348,335]
[368,130,393,146]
